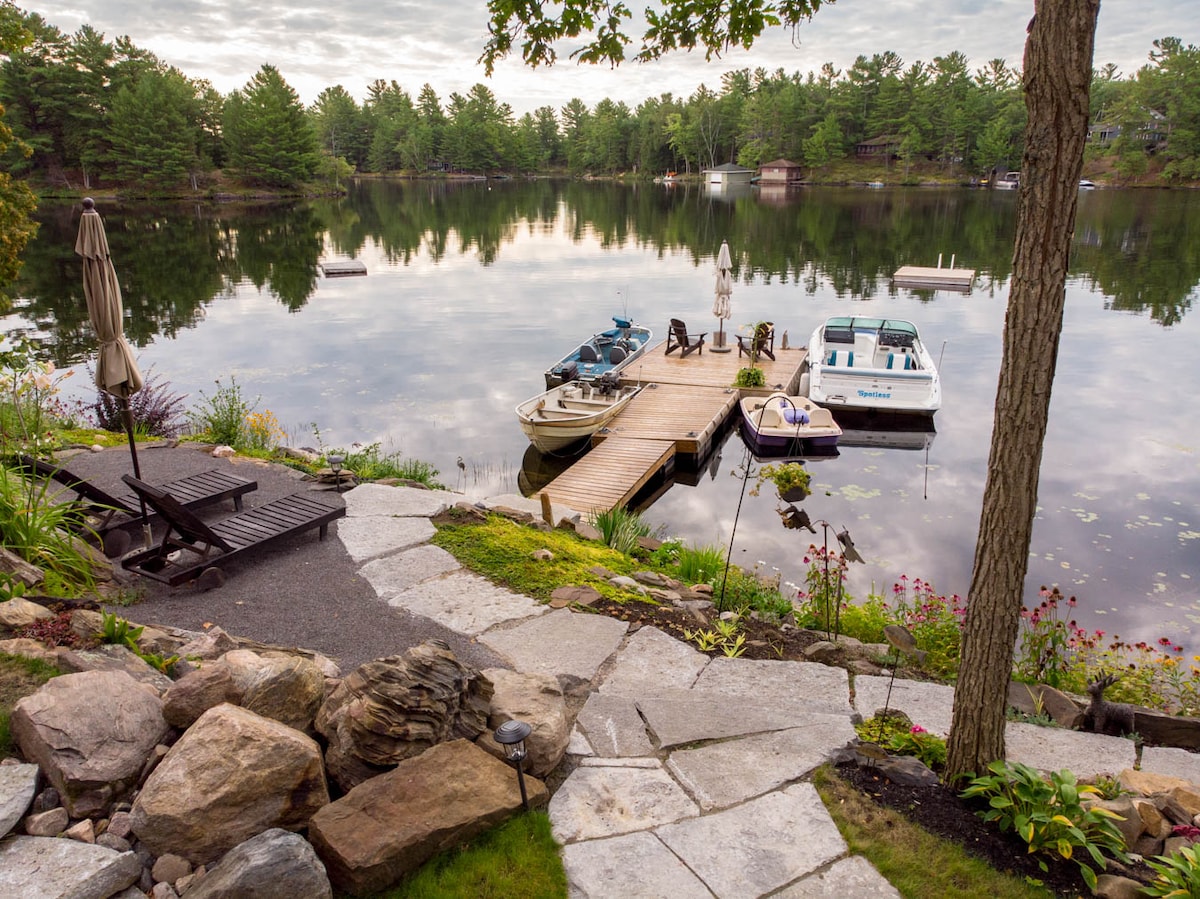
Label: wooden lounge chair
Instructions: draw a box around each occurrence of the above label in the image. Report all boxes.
[665,318,706,357]
[119,475,345,588]
[15,454,257,533]
[737,321,776,361]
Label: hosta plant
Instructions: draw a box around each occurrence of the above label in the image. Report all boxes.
[960,760,1129,891]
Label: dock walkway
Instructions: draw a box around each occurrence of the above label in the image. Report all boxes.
[535,340,807,514]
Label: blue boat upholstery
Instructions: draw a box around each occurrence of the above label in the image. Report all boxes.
[828,350,854,367]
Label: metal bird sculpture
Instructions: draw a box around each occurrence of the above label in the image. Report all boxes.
[837,528,865,563]
[883,624,928,664]
[778,504,816,533]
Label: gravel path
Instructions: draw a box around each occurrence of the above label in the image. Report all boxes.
[59,442,506,672]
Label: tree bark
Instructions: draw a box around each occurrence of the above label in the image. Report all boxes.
[945,0,1099,784]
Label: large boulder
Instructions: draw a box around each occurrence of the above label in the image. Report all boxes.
[0,763,39,838]
[186,828,332,899]
[309,739,547,896]
[161,664,238,729]
[12,670,169,817]
[0,835,141,899]
[0,594,54,630]
[315,640,493,791]
[482,667,569,778]
[222,649,327,732]
[130,703,329,864]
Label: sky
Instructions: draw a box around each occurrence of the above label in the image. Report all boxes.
[30,0,1190,115]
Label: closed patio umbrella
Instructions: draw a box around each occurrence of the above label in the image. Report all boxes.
[75,197,149,543]
[712,239,733,351]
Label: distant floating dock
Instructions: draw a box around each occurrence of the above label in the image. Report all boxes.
[535,339,807,514]
[893,254,974,292]
[320,260,368,277]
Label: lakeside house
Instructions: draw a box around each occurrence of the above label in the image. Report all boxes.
[758,159,804,186]
[702,162,755,186]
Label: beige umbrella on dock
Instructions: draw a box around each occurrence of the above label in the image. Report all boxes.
[75,197,150,545]
[712,240,733,352]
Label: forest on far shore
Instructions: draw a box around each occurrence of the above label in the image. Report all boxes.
[2,4,1198,194]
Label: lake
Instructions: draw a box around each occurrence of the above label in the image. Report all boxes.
[6,180,1199,651]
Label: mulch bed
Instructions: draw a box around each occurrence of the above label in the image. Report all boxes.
[587,595,824,661]
[836,762,1093,895]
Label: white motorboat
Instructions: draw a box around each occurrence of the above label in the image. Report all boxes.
[806,316,941,415]
[517,377,643,453]
[739,393,842,456]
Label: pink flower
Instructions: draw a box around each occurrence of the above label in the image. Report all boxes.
[910,725,926,734]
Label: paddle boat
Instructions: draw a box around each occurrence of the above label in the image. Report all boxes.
[740,392,842,456]
[806,316,942,415]
[543,317,653,389]
[517,375,644,453]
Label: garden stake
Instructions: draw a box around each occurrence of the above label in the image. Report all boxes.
[718,445,757,612]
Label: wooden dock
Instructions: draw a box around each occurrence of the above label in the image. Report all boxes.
[892,264,975,292]
[535,340,808,514]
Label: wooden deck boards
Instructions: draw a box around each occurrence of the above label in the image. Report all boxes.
[626,340,807,391]
[537,438,676,514]
[593,383,738,456]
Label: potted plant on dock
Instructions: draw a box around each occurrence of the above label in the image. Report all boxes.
[732,320,771,388]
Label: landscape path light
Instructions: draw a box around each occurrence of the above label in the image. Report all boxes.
[328,454,345,493]
[493,718,533,810]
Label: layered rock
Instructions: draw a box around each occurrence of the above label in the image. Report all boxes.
[316,640,493,791]
[131,704,329,864]
[11,670,169,817]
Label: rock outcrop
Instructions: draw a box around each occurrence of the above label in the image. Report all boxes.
[131,703,330,864]
[11,669,169,817]
[316,640,493,791]
[309,739,547,896]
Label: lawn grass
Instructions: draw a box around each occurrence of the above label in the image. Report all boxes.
[374,811,566,899]
[431,514,647,603]
[812,766,1052,899]
[0,652,61,757]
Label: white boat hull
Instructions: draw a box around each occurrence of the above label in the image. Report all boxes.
[807,317,941,415]
[517,381,643,453]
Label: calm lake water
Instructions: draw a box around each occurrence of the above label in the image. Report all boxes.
[6,180,1200,651]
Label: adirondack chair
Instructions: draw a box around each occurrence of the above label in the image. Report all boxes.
[665,319,706,357]
[14,454,257,532]
[119,475,345,588]
[737,321,776,361]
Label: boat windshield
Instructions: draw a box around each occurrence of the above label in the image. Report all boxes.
[823,317,919,344]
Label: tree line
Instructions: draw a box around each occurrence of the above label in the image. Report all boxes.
[0,6,1196,191]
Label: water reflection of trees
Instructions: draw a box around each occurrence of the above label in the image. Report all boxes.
[12,184,1197,364]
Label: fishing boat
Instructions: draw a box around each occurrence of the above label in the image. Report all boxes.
[740,392,842,456]
[544,317,653,389]
[516,377,643,453]
[806,316,942,415]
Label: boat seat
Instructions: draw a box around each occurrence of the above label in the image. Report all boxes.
[828,350,854,367]
[809,408,836,428]
[579,344,599,363]
[886,352,913,370]
[609,345,628,364]
[756,408,782,428]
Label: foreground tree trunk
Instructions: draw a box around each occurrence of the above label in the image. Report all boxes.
[945,0,1099,784]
